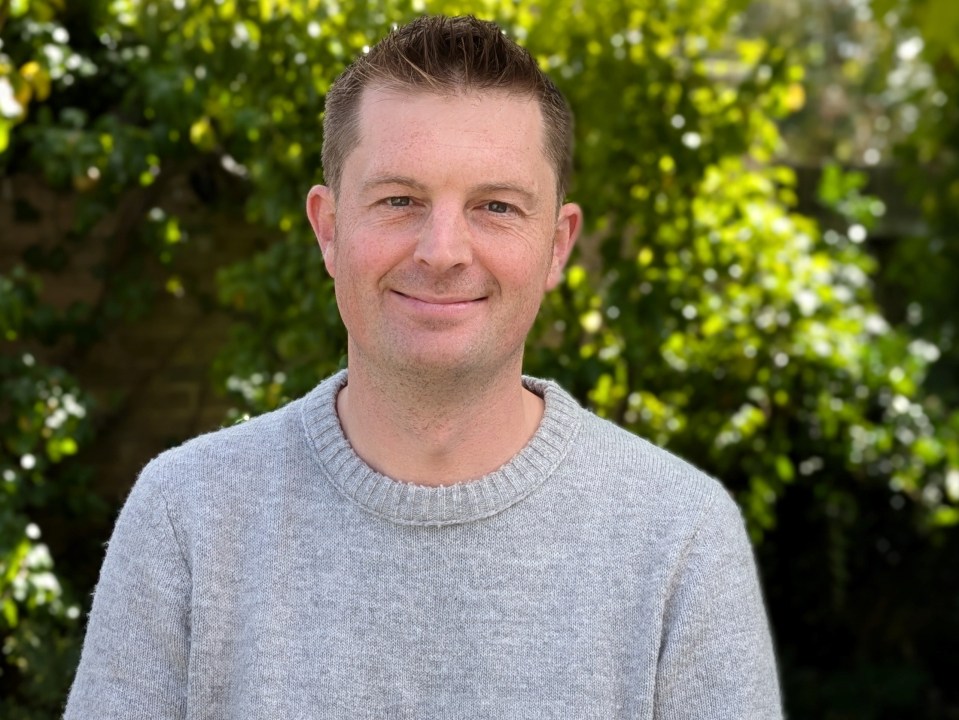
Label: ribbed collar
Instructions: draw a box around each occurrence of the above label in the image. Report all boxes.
[300,370,583,526]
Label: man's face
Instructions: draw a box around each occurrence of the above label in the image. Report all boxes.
[307,87,581,381]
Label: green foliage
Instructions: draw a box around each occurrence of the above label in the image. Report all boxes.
[874,0,959,413]
[0,268,92,718]
[2,0,958,716]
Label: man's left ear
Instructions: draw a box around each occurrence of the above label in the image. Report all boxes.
[546,202,583,290]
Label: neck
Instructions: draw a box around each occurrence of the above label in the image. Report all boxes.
[337,359,544,487]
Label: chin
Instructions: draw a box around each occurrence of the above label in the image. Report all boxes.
[388,349,507,381]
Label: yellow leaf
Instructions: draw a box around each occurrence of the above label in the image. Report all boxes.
[701,314,725,337]
[189,116,215,150]
[164,218,182,244]
[784,83,805,112]
[20,61,51,101]
[566,265,586,289]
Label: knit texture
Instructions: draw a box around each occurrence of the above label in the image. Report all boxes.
[65,371,782,719]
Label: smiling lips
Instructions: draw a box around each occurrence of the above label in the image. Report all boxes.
[392,290,486,305]
[390,290,489,321]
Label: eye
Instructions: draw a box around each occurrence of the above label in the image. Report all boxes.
[386,196,411,207]
[485,201,511,214]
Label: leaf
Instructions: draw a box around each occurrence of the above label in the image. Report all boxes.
[2,597,18,629]
[775,454,795,482]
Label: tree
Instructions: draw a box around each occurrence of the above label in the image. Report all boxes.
[1,0,956,716]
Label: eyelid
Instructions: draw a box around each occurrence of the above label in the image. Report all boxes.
[483,200,518,215]
[383,195,412,207]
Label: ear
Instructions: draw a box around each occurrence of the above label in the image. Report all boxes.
[306,185,337,277]
[545,202,583,290]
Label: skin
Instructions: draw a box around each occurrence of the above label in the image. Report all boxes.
[306,86,582,486]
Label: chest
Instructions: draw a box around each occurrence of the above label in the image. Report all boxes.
[183,514,666,718]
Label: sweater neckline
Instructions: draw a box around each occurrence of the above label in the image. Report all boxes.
[300,370,582,526]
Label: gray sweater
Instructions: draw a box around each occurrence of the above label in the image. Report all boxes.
[65,372,782,719]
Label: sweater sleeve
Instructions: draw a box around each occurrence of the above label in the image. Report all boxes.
[64,459,191,720]
[653,489,783,720]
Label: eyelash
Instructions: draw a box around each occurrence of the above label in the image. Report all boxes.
[380,197,516,216]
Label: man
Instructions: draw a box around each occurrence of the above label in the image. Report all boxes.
[66,15,782,719]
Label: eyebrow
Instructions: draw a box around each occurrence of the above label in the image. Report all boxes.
[361,175,427,193]
[473,182,538,205]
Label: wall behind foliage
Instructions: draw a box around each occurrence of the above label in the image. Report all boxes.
[1,1,957,717]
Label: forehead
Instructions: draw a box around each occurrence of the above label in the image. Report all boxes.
[345,86,552,190]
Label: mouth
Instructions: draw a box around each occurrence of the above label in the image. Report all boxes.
[392,290,486,305]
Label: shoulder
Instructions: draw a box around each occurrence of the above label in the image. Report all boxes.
[591,411,734,521]
[140,394,305,484]
[586,411,721,498]
[531,376,742,540]
[131,371,342,506]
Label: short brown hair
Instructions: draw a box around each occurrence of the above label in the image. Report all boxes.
[321,15,573,200]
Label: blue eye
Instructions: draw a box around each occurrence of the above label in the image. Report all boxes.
[387,197,411,207]
[487,201,510,214]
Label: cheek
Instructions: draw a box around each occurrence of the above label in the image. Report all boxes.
[339,216,415,265]
[499,236,557,289]
[332,275,356,326]
[334,225,380,273]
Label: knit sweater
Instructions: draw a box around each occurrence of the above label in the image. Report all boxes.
[64,371,782,719]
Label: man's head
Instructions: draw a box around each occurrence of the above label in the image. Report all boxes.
[307,15,582,386]
[321,15,573,202]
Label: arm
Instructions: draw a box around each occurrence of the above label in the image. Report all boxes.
[654,490,782,719]
[64,460,190,719]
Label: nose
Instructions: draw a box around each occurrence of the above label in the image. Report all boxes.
[413,203,473,272]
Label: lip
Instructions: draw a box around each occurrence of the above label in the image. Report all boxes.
[392,291,486,305]
[389,291,488,319]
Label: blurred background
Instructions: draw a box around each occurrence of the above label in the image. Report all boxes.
[1,0,957,717]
